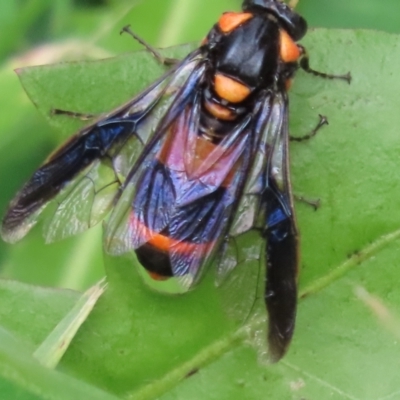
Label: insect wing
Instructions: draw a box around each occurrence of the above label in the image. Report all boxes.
[105,78,256,288]
[219,90,298,362]
[262,93,298,362]
[1,50,203,244]
[103,61,209,256]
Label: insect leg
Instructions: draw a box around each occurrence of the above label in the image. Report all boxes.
[263,187,298,362]
[290,115,327,210]
[299,46,351,84]
[51,108,97,121]
[120,25,179,66]
[294,194,320,210]
[290,114,328,142]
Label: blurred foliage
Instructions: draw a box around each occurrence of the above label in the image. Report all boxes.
[2,25,400,400]
[1,1,400,399]
[0,0,399,291]
[297,0,400,33]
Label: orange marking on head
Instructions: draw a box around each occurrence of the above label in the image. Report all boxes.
[218,12,253,33]
[201,37,208,46]
[280,29,301,63]
[214,73,251,103]
[203,98,236,121]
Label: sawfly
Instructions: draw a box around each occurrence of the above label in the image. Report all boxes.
[1,0,350,361]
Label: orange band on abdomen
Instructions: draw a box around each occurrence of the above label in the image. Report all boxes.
[214,73,251,103]
[130,213,214,257]
[203,98,237,121]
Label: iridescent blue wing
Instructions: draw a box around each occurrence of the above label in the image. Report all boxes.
[104,84,255,288]
[224,90,298,362]
[105,87,285,291]
[262,93,298,362]
[1,50,204,244]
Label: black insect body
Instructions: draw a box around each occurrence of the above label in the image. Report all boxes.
[1,0,349,361]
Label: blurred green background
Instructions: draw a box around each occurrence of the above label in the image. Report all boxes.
[0,0,399,291]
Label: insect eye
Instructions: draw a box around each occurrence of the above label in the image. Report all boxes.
[241,0,307,41]
[287,14,307,41]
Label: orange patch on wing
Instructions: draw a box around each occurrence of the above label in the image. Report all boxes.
[280,29,301,63]
[190,136,237,187]
[157,118,239,188]
[214,73,251,103]
[218,12,253,33]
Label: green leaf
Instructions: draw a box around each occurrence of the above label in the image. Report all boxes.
[0,376,43,400]
[0,279,79,348]
[33,279,107,368]
[16,43,195,139]
[0,280,120,399]
[0,326,121,400]
[3,28,400,400]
